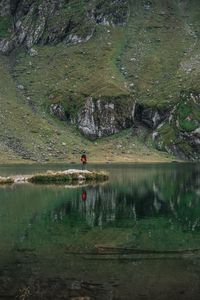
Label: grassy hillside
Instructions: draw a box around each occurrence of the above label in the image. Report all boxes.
[1,0,200,162]
[121,0,200,107]
[11,0,200,110]
[0,52,171,163]
[13,26,129,113]
[0,55,74,163]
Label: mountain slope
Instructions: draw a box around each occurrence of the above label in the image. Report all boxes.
[121,0,200,159]
[0,53,171,163]
[0,0,199,162]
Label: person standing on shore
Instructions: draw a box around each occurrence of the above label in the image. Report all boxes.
[81,151,87,170]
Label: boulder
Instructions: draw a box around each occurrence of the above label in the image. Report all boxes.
[50,103,67,121]
[78,97,135,139]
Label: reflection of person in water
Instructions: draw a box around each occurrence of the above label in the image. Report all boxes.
[81,190,87,201]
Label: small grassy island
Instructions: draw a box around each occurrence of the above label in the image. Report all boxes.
[0,169,109,185]
[0,176,14,185]
[29,169,108,184]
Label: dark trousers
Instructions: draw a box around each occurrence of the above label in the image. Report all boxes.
[82,163,86,170]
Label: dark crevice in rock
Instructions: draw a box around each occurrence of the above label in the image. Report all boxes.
[134,103,170,129]
[77,97,135,140]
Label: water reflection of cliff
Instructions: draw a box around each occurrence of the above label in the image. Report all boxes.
[52,164,200,232]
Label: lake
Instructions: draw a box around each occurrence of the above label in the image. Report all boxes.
[0,163,200,300]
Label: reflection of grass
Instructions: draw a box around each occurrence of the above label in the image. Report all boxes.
[128,217,200,251]
[177,100,199,132]
[1,165,199,257]
[0,184,77,262]
[21,220,133,251]
[20,213,200,253]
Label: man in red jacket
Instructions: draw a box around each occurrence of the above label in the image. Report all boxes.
[81,151,87,170]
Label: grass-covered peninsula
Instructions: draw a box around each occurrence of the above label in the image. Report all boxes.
[0,169,109,185]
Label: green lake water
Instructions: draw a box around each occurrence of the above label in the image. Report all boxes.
[0,163,200,299]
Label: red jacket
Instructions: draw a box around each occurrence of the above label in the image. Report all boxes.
[81,154,87,163]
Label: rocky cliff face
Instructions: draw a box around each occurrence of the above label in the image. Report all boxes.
[78,97,135,139]
[0,0,128,53]
[0,0,10,16]
[154,91,200,160]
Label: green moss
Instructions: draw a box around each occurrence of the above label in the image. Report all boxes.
[29,174,74,183]
[176,98,200,132]
[0,16,12,38]
[180,119,198,132]
[176,140,193,156]
[158,124,177,147]
[156,90,200,158]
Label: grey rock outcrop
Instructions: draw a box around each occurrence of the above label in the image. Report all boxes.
[0,0,10,16]
[0,39,14,53]
[78,97,135,139]
[0,0,129,54]
[50,103,67,121]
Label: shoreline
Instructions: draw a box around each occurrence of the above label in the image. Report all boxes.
[0,152,198,166]
[0,159,195,167]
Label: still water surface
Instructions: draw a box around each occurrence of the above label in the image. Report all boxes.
[0,163,200,299]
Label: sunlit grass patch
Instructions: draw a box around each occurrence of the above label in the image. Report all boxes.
[28,170,109,184]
